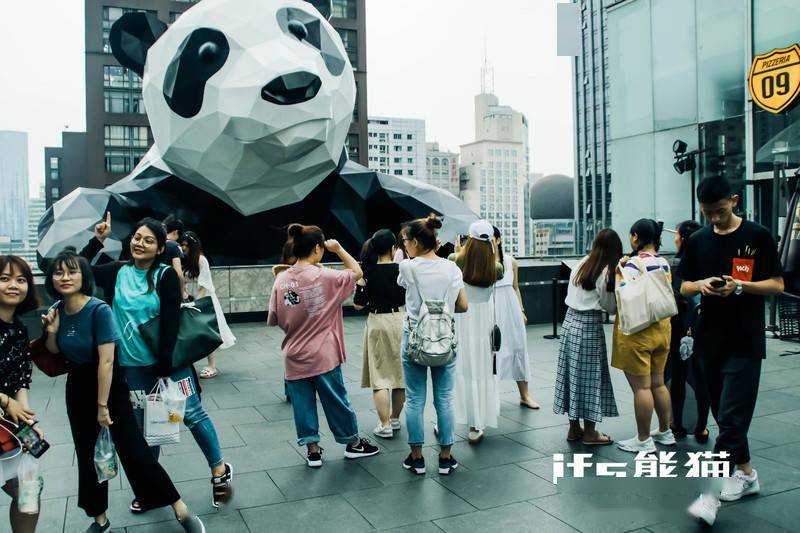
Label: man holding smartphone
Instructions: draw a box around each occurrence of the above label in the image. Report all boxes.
[680,176,784,526]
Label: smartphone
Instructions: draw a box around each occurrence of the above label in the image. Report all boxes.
[710,279,727,289]
[14,421,50,458]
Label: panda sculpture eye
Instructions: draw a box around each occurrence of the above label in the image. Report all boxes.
[198,41,220,63]
[287,20,308,41]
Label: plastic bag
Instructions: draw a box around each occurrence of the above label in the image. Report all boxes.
[17,453,42,514]
[144,379,181,446]
[94,426,118,483]
[679,336,694,361]
[162,378,187,425]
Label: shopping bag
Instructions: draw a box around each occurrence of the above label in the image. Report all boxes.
[94,426,118,483]
[144,380,181,446]
[17,453,42,514]
[162,378,187,424]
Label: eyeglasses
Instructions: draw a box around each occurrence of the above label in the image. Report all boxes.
[53,270,79,280]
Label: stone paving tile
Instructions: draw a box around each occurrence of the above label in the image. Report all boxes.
[8,319,800,533]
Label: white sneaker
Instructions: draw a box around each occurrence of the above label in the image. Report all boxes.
[616,436,657,453]
[372,424,393,439]
[390,418,401,430]
[687,493,720,526]
[720,469,760,501]
[650,428,676,445]
[468,428,484,444]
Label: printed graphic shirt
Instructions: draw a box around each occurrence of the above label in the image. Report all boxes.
[680,220,782,359]
[268,265,356,380]
[57,297,120,365]
[0,318,32,397]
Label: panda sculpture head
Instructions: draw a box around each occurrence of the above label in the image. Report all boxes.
[110,0,355,216]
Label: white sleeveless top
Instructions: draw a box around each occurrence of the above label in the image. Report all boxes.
[496,255,514,289]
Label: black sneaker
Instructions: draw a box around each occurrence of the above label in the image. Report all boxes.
[344,438,380,459]
[307,447,324,468]
[85,519,111,533]
[403,453,426,475]
[438,455,459,475]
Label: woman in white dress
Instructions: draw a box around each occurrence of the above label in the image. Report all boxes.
[449,220,504,444]
[492,227,539,410]
[180,231,236,379]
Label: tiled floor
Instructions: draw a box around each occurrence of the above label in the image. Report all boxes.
[5,319,800,532]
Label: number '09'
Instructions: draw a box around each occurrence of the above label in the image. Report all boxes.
[762,72,790,98]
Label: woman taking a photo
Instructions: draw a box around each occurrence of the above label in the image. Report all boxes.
[667,220,710,442]
[398,215,468,475]
[553,229,622,444]
[353,229,406,438]
[41,250,203,533]
[268,224,379,468]
[612,219,675,454]
[449,220,503,445]
[180,231,236,379]
[80,216,232,511]
[492,226,539,410]
[0,255,41,533]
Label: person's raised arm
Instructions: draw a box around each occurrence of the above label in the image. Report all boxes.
[325,239,363,281]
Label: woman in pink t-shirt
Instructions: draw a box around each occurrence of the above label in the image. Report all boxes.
[268,224,380,468]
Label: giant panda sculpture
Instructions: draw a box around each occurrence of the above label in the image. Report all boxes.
[38,0,475,265]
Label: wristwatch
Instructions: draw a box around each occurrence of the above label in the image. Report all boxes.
[734,279,744,296]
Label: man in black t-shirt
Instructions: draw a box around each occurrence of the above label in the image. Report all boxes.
[681,177,784,526]
[162,214,188,300]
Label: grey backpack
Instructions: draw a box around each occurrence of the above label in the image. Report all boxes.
[407,263,457,367]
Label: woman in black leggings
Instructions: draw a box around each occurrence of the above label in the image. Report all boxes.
[667,220,710,442]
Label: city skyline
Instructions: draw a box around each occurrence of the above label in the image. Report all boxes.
[0,0,574,197]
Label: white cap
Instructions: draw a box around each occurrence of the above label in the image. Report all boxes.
[468,219,494,241]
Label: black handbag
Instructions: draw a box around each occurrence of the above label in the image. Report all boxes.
[139,296,223,368]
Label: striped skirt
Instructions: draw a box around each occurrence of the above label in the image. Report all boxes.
[553,307,619,422]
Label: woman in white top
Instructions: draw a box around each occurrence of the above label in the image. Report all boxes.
[553,228,623,445]
[492,226,539,409]
[397,214,468,476]
[180,231,236,379]
[448,220,504,445]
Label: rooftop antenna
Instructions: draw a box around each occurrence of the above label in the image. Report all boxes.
[481,34,494,95]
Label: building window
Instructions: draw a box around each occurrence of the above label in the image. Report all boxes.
[104,125,152,173]
[49,157,60,181]
[394,146,401,152]
[408,170,414,176]
[103,66,144,113]
[406,146,413,152]
[345,133,359,160]
[331,0,356,19]
[103,7,155,53]
[393,170,402,176]
[51,187,60,200]
[407,158,413,164]
[394,157,401,163]
[336,29,358,69]
[407,134,413,140]
[393,134,402,140]
[442,158,449,166]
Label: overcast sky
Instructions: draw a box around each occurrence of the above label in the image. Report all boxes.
[0,0,573,198]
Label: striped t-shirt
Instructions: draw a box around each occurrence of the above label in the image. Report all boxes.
[617,252,671,287]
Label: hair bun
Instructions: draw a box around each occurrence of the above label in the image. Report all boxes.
[287,224,304,239]
[424,214,442,230]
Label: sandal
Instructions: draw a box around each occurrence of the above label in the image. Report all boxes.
[520,400,541,410]
[130,499,145,514]
[199,367,219,379]
[694,428,710,444]
[582,432,613,446]
[211,462,234,508]
[566,430,584,442]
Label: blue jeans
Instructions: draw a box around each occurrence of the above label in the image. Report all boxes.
[401,331,456,447]
[123,365,224,468]
[285,365,359,446]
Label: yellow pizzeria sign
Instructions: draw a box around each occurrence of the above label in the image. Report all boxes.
[749,44,800,114]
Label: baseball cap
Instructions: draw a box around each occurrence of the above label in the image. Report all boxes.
[468,219,494,241]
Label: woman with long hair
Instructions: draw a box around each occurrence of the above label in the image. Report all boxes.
[449,220,504,445]
[268,224,379,467]
[666,220,710,442]
[41,250,203,533]
[553,229,622,444]
[80,216,232,513]
[180,231,236,379]
[354,229,406,438]
[398,214,468,475]
[612,219,675,454]
[492,226,539,410]
[0,255,41,533]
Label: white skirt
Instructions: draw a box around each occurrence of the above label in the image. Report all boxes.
[211,292,236,349]
[494,285,530,381]
[454,285,500,430]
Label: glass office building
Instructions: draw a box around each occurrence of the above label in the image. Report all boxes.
[576,0,800,252]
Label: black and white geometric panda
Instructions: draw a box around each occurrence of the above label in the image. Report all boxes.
[38,0,475,266]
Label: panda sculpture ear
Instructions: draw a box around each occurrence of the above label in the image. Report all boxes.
[303,0,332,19]
[109,12,168,77]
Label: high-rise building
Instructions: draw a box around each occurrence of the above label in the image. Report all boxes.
[571,0,613,253]
[16,189,47,273]
[367,117,427,180]
[45,0,368,207]
[424,143,459,196]
[460,93,531,256]
[0,131,29,245]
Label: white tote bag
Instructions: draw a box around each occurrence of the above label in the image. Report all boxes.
[615,257,678,335]
[144,379,181,446]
